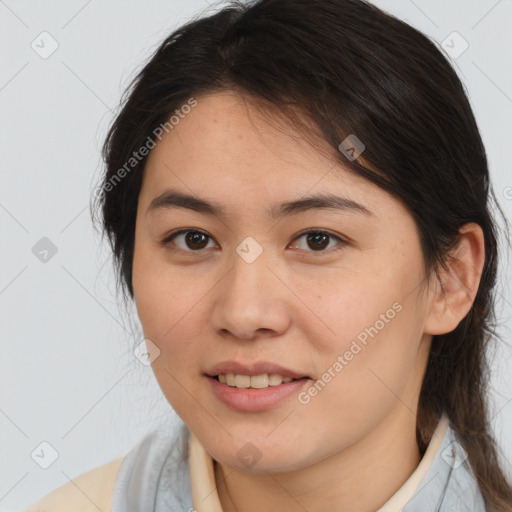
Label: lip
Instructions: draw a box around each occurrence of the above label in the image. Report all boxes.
[206,360,308,380]
[207,375,310,412]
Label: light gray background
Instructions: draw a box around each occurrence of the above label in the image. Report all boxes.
[1,0,511,510]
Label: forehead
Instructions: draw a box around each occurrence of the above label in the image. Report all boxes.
[139,90,391,218]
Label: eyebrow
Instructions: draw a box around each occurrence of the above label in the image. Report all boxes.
[146,188,374,219]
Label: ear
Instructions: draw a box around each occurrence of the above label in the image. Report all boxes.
[423,222,486,335]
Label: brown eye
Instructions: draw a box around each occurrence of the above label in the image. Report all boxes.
[161,229,215,252]
[183,231,210,250]
[290,230,346,255]
[305,232,330,251]
[161,228,347,257]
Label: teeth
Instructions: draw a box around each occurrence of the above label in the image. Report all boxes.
[235,374,251,388]
[250,374,268,389]
[216,373,298,388]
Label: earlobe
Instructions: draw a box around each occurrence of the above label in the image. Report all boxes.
[423,223,486,336]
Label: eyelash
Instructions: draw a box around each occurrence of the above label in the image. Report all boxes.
[159,228,348,258]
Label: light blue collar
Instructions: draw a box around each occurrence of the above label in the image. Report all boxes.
[111,417,487,511]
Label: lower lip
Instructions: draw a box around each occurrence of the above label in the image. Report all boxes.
[207,376,310,412]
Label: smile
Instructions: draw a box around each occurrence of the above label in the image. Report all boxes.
[215,373,296,388]
[207,375,310,412]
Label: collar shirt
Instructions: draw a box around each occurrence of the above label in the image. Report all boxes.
[110,414,488,512]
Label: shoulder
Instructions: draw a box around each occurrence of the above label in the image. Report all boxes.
[22,456,125,512]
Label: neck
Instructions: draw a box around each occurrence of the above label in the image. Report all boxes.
[214,410,422,512]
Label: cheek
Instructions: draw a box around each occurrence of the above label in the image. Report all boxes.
[306,265,425,399]
[304,268,403,353]
[293,305,423,460]
[132,255,212,418]
[132,248,213,358]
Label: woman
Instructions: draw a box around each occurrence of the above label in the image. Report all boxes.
[24,0,512,510]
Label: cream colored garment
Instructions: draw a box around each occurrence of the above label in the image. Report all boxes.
[377,415,448,511]
[22,456,124,512]
[189,415,449,512]
[23,416,447,512]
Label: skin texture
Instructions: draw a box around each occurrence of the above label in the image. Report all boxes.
[131,90,485,512]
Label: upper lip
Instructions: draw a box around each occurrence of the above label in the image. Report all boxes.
[206,361,309,379]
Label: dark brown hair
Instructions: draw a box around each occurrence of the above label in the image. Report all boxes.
[92,0,512,509]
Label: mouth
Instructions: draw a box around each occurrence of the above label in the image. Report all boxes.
[212,373,306,389]
[206,361,309,385]
[205,362,311,411]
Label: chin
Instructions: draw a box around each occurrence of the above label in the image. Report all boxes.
[203,432,318,474]
[216,450,311,474]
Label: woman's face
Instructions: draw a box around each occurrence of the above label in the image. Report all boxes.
[132,90,435,473]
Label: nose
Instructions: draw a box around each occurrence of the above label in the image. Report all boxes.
[209,246,291,341]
